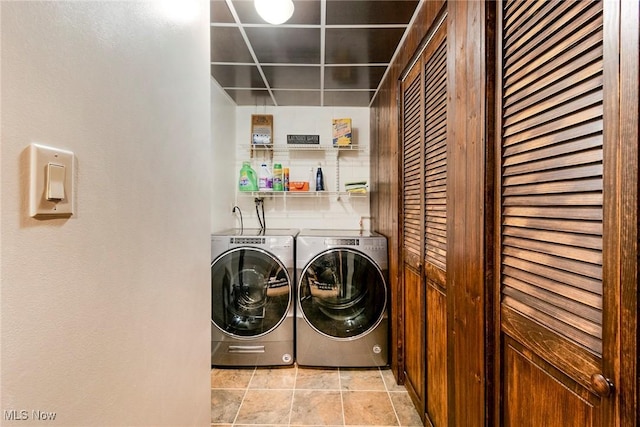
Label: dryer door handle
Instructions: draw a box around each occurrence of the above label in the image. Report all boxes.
[228,345,266,354]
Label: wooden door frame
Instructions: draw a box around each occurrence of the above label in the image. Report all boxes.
[615,1,638,424]
[446,1,496,426]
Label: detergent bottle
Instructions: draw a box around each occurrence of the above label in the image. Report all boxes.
[315,164,325,191]
[238,162,258,191]
[259,163,273,191]
[273,163,284,191]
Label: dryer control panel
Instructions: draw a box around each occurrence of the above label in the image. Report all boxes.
[230,237,265,245]
[325,238,359,246]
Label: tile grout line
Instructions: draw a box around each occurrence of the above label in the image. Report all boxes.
[338,367,346,426]
[231,367,256,426]
[286,365,299,426]
[384,372,403,427]
[379,367,402,426]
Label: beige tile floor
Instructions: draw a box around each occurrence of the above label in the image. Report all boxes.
[211,365,423,427]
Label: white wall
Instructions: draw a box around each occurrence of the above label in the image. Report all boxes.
[210,80,237,233]
[233,106,371,231]
[1,2,211,425]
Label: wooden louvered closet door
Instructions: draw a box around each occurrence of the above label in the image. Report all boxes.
[400,16,448,425]
[400,47,426,416]
[423,22,448,427]
[497,1,618,425]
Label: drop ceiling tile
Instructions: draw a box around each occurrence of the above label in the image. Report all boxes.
[326,0,419,25]
[262,66,321,89]
[325,27,405,64]
[211,64,265,88]
[211,0,234,23]
[211,27,254,63]
[245,27,321,64]
[231,0,321,25]
[324,65,386,89]
[323,91,374,107]
[210,0,421,107]
[273,91,321,106]
[225,89,275,106]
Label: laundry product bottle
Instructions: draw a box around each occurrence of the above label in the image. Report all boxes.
[315,164,325,191]
[259,163,272,191]
[273,163,283,191]
[283,167,290,191]
[239,161,258,191]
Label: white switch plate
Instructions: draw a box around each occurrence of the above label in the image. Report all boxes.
[29,143,75,218]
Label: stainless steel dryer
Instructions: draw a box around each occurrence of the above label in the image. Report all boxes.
[296,229,388,367]
[211,228,297,366]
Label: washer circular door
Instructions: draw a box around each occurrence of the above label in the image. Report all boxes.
[211,247,291,338]
[298,248,387,339]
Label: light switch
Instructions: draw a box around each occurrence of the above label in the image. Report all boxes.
[46,163,66,201]
[29,143,75,218]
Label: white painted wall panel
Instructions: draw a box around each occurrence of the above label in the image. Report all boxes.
[1,2,211,425]
[210,80,237,232]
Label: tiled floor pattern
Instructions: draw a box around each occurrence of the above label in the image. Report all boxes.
[211,365,423,427]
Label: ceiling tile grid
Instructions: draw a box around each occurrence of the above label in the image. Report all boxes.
[210,0,419,107]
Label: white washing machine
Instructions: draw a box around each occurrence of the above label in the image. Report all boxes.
[296,229,388,367]
[211,228,297,366]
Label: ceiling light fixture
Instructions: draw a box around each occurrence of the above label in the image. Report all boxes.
[254,0,294,25]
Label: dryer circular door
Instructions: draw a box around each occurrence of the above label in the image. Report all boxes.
[211,247,291,338]
[298,248,387,340]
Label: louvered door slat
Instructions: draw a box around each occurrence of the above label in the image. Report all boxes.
[504,109,602,151]
[426,228,446,239]
[501,0,603,356]
[503,206,602,221]
[504,297,602,353]
[504,1,597,74]
[503,247,602,280]
[502,178,602,196]
[505,30,603,103]
[504,0,568,53]
[503,226,602,250]
[504,60,602,116]
[504,1,601,83]
[503,0,544,37]
[424,37,447,273]
[503,216,602,235]
[504,70,602,125]
[425,76,446,105]
[503,236,602,265]
[403,69,422,263]
[505,288,602,340]
[503,92,602,137]
[502,266,602,310]
[504,133,602,166]
[503,256,602,295]
[504,193,602,207]
[503,275,602,320]
[426,147,446,165]
[503,164,602,186]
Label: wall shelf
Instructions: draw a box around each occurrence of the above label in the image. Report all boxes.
[237,190,368,200]
[240,143,368,204]
[250,144,364,153]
